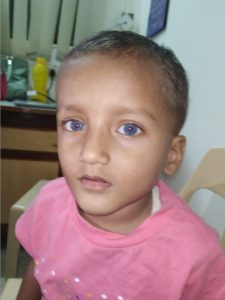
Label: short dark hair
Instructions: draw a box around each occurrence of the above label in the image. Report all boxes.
[62,31,189,134]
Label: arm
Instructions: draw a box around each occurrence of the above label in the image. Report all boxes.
[16,259,42,300]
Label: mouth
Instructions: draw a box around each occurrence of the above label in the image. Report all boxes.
[79,175,111,191]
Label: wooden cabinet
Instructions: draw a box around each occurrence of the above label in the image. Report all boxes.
[1,105,59,225]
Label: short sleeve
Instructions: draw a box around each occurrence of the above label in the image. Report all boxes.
[15,186,49,258]
[15,177,71,258]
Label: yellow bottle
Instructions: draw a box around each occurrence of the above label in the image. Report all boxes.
[32,57,48,102]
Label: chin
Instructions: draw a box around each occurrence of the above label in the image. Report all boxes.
[79,206,114,218]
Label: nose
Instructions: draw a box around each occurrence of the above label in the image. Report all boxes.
[79,130,110,165]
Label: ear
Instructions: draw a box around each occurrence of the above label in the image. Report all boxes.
[163,135,186,175]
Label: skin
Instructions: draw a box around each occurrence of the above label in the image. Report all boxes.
[16,53,185,299]
[57,54,186,234]
[16,259,41,300]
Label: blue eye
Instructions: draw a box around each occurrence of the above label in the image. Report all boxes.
[118,123,142,136]
[63,119,84,131]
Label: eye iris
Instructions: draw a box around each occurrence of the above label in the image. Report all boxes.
[124,124,137,135]
[71,120,83,131]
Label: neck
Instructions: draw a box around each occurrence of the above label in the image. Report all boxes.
[80,194,152,235]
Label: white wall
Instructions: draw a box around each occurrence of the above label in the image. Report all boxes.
[75,0,149,44]
[141,0,225,235]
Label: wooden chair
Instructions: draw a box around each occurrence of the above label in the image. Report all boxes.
[180,147,225,251]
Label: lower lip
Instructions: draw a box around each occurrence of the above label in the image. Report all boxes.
[80,178,111,191]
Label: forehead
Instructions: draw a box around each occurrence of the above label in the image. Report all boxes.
[56,54,171,130]
[57,54,160,99]
[58,56,164,123]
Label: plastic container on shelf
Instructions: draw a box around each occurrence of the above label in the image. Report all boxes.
[32,57,48,102]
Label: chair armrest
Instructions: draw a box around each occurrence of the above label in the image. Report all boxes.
[0,278,22,300]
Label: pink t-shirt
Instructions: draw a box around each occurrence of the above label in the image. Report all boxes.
[16,177,225,300]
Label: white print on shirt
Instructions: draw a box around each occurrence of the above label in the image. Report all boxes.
[34,258,125,299]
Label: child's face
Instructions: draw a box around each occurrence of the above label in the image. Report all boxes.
[57,54,185,233]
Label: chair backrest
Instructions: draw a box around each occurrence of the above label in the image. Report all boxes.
[179,147,225,251]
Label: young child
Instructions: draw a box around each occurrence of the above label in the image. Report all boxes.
[16,31,225,300]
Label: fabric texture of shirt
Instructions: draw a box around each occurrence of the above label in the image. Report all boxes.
[16,177,225,300]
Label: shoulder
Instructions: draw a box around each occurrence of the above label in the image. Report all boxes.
[157,180,223,254]
[31,177,73,208]
[16,177,74,221]
[15,177,76,256]
[38,177,70,197]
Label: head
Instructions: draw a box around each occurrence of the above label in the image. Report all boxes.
[56,31,188,232]
[62,30,189,135]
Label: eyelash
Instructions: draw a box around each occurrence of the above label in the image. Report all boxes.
[62,120,143,137]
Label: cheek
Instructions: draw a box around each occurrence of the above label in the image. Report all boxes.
[118,140,169,180]
[57,135,66,162]
[57,137,78,172]
[113,149,155,181]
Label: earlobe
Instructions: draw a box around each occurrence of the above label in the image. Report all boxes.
[164,135,186,175]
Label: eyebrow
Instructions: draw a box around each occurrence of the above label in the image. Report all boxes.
[57,103,157,121]
[57,103,83,113]
[114,105,157,121]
